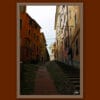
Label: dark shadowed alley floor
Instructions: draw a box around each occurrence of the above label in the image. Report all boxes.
[34,65,57,95]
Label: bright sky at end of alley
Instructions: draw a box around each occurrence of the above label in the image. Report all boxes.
[26,6,56,55]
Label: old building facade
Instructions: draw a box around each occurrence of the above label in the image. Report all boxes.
[54,5,80,66]
[55,5,68,62]
[40,32,50,63]
[20,6,49,63]
[49,42,57,61]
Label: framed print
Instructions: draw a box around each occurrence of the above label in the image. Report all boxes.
[16,2,83,99]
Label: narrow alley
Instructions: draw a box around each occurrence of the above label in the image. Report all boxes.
[34,65,57,95]
[20,61,80,95]
[19,4,82,96]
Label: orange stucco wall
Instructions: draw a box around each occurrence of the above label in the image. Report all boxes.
[20,12,41,63]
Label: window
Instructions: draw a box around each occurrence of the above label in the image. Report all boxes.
[29,30,30,35]
[75,13,77,26]
[34,33,36,39]
[35,24,37,29]
[70,27,72,35]
[64,38,69,48]
[33,44,35,50]
[37,47,38,52]
[29,19,32,26]
[24,38,30,47]
[60,18,62,28]
[69,10,71,19]
[62,5,65,8]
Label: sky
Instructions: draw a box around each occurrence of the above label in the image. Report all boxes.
[26,6,56,55]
